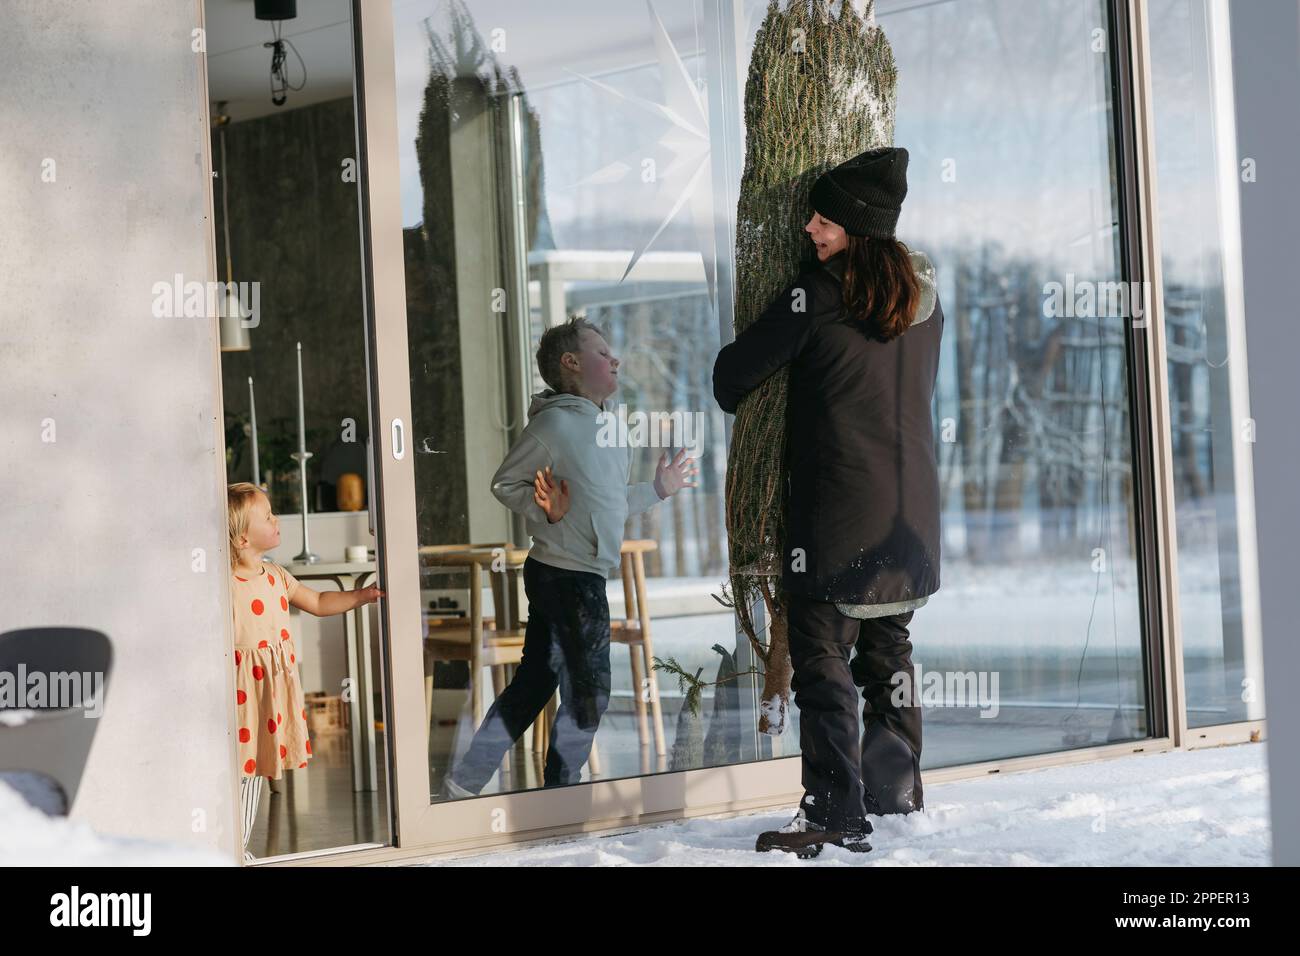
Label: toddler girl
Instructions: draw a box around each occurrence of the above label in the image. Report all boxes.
[227,482,383,862]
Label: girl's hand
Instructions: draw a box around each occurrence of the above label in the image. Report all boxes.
[355,583,384,606]
[653,449,700,499]
[534,466,570,523]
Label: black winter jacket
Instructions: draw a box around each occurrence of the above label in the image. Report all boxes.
[713,248,943,606]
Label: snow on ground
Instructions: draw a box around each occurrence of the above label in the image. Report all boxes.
[0,743,1266,866]
[0,776,232,866]
[417,742,1270,866]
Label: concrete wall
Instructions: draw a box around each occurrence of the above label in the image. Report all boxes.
[1231,0,1300,866]
[214,96,373,515]
[0,1,238,858]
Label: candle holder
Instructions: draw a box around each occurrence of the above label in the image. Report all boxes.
[290,449,320,564]
[248,377,261,488]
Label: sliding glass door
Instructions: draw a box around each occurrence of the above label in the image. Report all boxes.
[356,0,1166,852]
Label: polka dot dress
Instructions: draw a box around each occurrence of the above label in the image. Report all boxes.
[231,561,312,780]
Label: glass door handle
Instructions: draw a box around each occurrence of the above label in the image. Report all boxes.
[390,417,406,461]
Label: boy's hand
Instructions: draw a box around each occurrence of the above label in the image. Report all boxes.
[534,466,570,523]
[653,449,700,499]
[355,583,384,607]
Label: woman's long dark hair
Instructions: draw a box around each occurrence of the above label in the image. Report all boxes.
[840,234,921,343]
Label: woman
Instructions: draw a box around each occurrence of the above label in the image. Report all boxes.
[712,146,943,856]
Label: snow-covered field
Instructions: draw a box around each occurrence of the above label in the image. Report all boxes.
[416,742,1270,866]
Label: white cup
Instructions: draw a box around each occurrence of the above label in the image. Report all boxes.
[345,545,369,563]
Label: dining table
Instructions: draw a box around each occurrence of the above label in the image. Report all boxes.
[284,559,378,792]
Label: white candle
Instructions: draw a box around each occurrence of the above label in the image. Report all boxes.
[248,376,260,485]
[295,341,307,452]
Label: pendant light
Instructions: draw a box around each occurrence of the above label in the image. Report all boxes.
[214,101,250,352]
[256,0,305,108]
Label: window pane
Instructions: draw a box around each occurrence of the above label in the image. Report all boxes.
[860,0,1153,767]
[389,0,758,801]
[1148,0,1264,727]
[389,0,1157,806]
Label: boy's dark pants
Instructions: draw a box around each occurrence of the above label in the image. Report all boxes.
[450,556,611,792]
[786,591,921,831]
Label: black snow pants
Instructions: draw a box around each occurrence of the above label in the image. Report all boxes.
[786,591,923,831]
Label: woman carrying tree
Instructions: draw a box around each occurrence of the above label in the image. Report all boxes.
[713,146,943,857]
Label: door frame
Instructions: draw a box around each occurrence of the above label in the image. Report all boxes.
[333,0,1263,863]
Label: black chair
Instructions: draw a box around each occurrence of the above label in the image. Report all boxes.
[0,628,112,815]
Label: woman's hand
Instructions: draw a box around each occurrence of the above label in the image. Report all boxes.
[653,449,700,499]
[534,466,570,523]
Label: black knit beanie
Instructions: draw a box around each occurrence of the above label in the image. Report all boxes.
[809,146,909,238]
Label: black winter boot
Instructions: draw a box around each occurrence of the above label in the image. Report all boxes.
[755,808,873,859]
[861,721,923,815]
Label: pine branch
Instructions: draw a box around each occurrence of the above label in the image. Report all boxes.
[652,655,762,718]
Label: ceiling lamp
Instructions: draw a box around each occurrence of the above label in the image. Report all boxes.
[214,101,250,352]
[255,0,305,108]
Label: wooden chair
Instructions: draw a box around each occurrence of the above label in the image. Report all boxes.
[532,539,667,771]
[419,543,527,730]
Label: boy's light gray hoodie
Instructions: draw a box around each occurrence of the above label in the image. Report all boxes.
[491,389,664,576]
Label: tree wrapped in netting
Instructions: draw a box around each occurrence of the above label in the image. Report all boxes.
[724,0,897,735]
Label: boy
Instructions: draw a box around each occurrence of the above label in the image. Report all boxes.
[443,316,697,795]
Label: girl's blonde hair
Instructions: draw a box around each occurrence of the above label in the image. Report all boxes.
[227,482,266,570]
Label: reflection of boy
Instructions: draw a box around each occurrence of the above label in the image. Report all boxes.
[444,316,697,795]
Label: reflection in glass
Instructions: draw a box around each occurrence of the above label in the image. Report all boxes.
[1148,0,1263,727]
[855,0,1153,767]
[393,0,1160,804]
[391,0,757,799]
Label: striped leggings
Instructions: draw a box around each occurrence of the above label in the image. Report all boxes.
[240,775,264,852]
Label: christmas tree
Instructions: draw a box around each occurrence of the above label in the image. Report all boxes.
[725,0,897,734]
